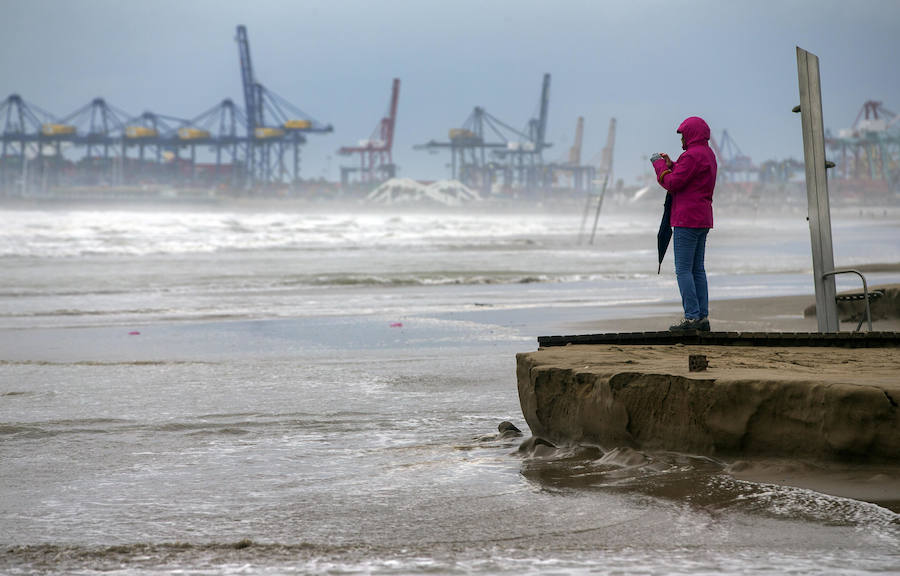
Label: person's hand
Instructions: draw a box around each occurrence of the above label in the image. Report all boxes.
[651,155,668,176]
[660,153,673,168]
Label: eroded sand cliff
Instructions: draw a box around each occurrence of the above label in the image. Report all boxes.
[517,344,900,462]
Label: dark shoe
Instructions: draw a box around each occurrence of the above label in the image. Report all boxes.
[669,317,700,332]
[696,317,711,332]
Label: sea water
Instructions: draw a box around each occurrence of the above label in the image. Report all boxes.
[1,203,898,575]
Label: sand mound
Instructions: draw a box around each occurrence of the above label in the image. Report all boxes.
[366,178,481,206]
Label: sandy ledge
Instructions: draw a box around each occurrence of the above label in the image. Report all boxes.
[520,284,900,507]
[516,342,900,506]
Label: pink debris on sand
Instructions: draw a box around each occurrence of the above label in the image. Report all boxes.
[390,322,403,328]
[128,331,141,336]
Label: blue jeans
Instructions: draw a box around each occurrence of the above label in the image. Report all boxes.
[673,227,709,320]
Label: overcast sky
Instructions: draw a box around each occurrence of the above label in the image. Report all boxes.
[2,0,899,185]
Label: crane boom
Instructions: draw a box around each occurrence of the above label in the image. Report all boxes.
[337,78,401,184]
[383,78,400,153]
[536,73,550,151]
[568,116,583,165]
[235,26,257,134]
[599,117,616,180]
[339,78,400,155]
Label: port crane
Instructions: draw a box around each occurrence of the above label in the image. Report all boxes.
[235,25,332,188]
[121,109,188,184]
[338,78,400,186]
[0,94,62,190]
[710,129,756,181]
[825,100,900,193]
[416,74,553,194]
[1,26,336,195]
[548,115,596,192]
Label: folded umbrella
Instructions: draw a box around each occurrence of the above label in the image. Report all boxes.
[657,193,672,274]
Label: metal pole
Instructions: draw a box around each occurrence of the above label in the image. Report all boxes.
[21,153,28,196]
[588,174,609,245]
[795,46,839,332]
[578,193,593,244]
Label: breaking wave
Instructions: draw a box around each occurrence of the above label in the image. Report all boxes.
[0,210,601,258]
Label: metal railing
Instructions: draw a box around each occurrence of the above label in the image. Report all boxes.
[822,268,874,332]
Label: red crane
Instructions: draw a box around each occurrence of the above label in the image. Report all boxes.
[852,100,896,132]
[338,78,400,185]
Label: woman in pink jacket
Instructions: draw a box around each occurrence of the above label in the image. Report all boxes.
[652,116,717,331]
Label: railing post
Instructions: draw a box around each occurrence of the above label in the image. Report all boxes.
[796,47,839,332]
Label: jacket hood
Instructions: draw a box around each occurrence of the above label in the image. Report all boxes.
[677,116,711,149]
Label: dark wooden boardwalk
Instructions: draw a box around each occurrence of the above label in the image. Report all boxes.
[537,331,900,348]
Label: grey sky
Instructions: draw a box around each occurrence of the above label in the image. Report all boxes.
[2,0,899,185]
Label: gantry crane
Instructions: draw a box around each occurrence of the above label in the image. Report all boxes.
[710,129,756,181]
[2,27,334,195]
[496,73,553,191]
[235,24,332,188]
[119,99,246,188]
[416,74,553,195]
[121,110,186,184]
[56,97,134,186]
[338,78,400,186]
[548,116,595,192]
[416,105,526,194]
[825,100,900,193]
[180,99,246,187]
[0,94,62,192]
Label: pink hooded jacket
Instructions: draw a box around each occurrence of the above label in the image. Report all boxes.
[653,117,717,228]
